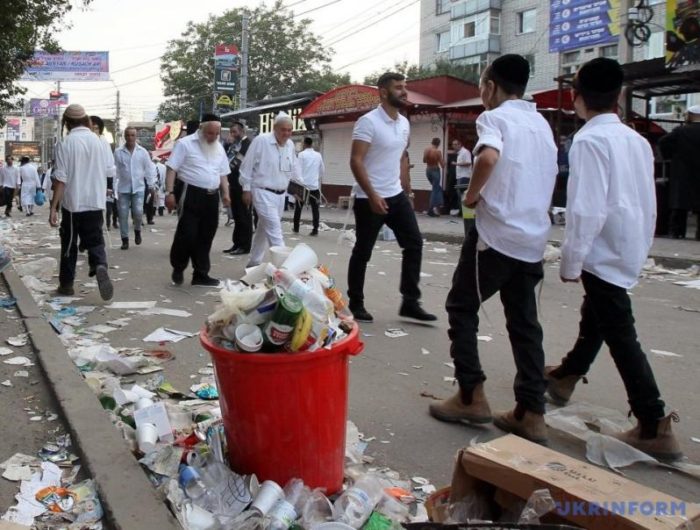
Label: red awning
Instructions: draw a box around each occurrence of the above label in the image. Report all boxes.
[530,88,574,111]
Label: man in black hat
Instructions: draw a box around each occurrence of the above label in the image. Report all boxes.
[223,121,252,254]
[164,113,231,286]
[429,55,558,443]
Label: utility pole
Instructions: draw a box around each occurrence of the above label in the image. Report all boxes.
[619,0,634,120]
[240,14,250,111]
[55,81,61,146]
[115,90,121,146]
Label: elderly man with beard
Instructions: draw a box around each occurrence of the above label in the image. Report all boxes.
[240,112,301,267]
[164,113,231,286]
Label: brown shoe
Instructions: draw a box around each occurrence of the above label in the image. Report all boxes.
[429,384,492,424]
[493,406,548,443]
[613,412,683,462]
[545,365,587,405]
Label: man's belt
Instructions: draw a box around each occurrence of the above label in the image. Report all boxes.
[189,184,219,194]
[263,187,286,195]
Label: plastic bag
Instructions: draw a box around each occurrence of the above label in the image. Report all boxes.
[518,488,556,524]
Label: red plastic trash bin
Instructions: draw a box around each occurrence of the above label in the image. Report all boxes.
[200,322,363,495]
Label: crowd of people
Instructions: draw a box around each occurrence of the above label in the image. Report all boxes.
[0,53,694,462]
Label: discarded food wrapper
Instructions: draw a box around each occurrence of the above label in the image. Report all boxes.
[7,334,28,347]
[3,356,33,367]
[0,296,17,308]
[35,486,76,513]
[385,328,408,339]
[190,382,219,400]
[143,327,196,343]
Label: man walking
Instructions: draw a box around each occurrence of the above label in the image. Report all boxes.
[293,137,325,236]
[49,104,115,300]
[428,55,557,442]
[240,112,300,267]
[423,138,444,217]
[223,121,253,254]
[659,105,700,240]
[165,113,231,286]
[114,127,157,249]
[90,116,117,230]
[348,72,436,324]
[547,58,682,460]
[1,157,20,217]
[453,138,472,186]
[19,157,41,216]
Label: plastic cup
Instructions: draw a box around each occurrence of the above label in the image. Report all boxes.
[250,480,284,515]
[134,397,154,411]
[137,422,158,453]
[241,263,269,285]
[281,243,318,275]
[234,324,263,353]
[269,246,292,268]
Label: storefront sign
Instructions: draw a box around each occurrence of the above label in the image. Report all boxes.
[259,107,307,134]
[29,99,63,117]
[22,51,110,81]
[5,141,41,161]
[549,0,620,52]
[666,0,700,69]
[299,86,379,119]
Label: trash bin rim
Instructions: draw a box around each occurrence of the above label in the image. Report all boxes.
[200,321,363,363]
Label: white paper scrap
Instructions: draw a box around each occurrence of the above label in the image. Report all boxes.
[141,307,193,318]
[477,335,493,342]
[144,327,196,343]
[3,357,33,367]
[0,347,13,356]
[385,328,408,339]
[107,301,157,309]
[651,349,683,358]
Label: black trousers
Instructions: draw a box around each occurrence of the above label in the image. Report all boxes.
[347,192,422,306]
[558,271,665,423]
[670,208,687,238]
[143,185,155,224]
[105,199,118,226]
[169,185,219,277]
[228,173,252,251]
[58,208,107,287]
[3,187,15,215]
[293,189,321,231]
[446,227,546,413]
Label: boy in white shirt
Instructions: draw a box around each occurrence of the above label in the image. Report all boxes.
[547,58,682,461]
[429,55,558,443]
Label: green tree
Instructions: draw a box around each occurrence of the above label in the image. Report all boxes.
[362,59,480,86]
[0,0,90,124]
[157,1,347,121]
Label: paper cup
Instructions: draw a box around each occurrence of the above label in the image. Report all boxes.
[241,263,269,285]
[269,246,292,268]
[250,480,284,515]
[281,243,318,275]
[137,422,158,454]
[135,397,154,411]
[234,324,263,353]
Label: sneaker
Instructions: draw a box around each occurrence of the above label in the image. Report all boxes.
[545,365,587,405]
[493,405,548,444]
[56,284,75,296]
[192,275,220,287]
[171,269,184,286]
[429,384,492,424]
[95,265,113,301]
[349,305,373,323]
[613,412,683,462]
[135,231,142,245]
[0,249,11,274]
[120,238,129,250]
[399,300,437,322]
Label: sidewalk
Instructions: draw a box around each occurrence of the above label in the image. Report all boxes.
[286,205,700,267]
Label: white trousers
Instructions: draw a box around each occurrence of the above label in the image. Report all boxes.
[249,188,286,266]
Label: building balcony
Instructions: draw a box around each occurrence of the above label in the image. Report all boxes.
[451,0,501,20]
[449,35,501,59]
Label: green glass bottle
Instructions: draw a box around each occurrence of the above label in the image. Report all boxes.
[263,292,303,350]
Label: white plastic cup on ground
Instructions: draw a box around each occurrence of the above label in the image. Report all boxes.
[281,243,318,275]
[136,422,158,454]
[234,324,264,352]
[269,246,292,268]
[250,480,284,515]
[135,397,154,411]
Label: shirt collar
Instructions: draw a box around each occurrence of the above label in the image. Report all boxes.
[499,99,536,112]
[376,105,400,123]
[69,126,92,135]
[580,113,621,132]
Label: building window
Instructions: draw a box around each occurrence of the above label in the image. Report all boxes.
[490,13,501,35]
[459,54,489,79]
[562,50,580,64]
[599,44,618,58]
[436,0,450,15]
[524,54,535,76]
[517,9,536,34]
[645,31,664,59]
[452,10,500,44]
[437,31,450,52]
[463,20,476,38]
[561,64,578,75]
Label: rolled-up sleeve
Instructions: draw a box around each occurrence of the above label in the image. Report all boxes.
[560,138,610,280]
[53,142,68,182]
[166,141,186,173]
[473,111,503,154]
[103,141,116,180]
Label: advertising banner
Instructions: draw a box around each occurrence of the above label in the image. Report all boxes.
[549,0,620,52]
[666,0,700,69]
[5,141,41,161]
[214,44,240,69]
[214,67,238,92]
[29,99,62,117]
[22,51,109,81]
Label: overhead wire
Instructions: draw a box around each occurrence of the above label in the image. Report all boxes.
[325,0,421,46]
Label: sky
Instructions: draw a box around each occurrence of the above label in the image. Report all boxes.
[19,0,421,123]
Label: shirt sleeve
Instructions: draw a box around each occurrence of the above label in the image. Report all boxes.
[473,111,503,154]
[144,152,157,186]
[352,116,374,143]
[53,142,68,182]
[560,137,610,280]
[239,136,260,192]
[166,140,186,172]
[103,142,116,180]
[218,152,230,177]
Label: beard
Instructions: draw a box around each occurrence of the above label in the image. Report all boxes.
[387,92,407,108]
[197,131,222,160]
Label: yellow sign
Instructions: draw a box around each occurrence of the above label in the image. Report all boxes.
[217,95,234,107]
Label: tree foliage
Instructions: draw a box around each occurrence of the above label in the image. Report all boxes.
[157,1,349,121]
[362,59,480,86]
[0,0,89,125]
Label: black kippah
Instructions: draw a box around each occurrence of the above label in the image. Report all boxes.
[200,113,221,123]
[576,58,623,93]
[490,54,530,87]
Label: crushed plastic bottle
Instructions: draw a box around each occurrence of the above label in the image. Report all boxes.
[180,465,219,516]
[301,488,334,529]
[266,478,310,530]
[333,475,384,528]
[317,266,353,321]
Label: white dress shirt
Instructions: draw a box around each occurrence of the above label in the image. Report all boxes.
[561,113,656,288]
[297,148,324,190]
[114,143,156,194]
[352,105,408,199]
[0,165,20,188]
[239,132,300,192]
[474,99,558,263]
[166,134,229,190]
[456,147,472,180]
[53,126,115,212]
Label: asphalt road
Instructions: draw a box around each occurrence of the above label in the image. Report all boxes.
[4,209,700,506]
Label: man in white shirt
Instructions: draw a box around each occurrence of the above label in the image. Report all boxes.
[1,157,20,217]
[19,157,41,216]
[453,139,472,185]
[90,116,117,230]
[114,127,157,249]
[49,104,116,301]
[547,58,682,461]
[164,113,231,286]
[293,137,325,236]
[348,72,436,324]
[429,55,557,443]
[240,112,301,267]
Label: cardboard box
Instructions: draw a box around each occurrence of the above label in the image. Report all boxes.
[449,435,700,530]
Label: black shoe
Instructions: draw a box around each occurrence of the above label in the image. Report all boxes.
[293,228,299,233]
[147,220,155,225]
[106,224,111,231]
[310,229,319,236]
[399,301,437,322]
[113,221,118,228]
[230,247,249,255]
[120,238,129,250]
[192,275,220,287]
[88,268,96,278]
[96,265,113,301]
[5,212,11,218]
[171,269,184,286]
[135,231,142,245]
[56,284,75,296]
[350,305,374,323]
[223,246,238,254]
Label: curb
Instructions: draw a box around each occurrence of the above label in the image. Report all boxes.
[2,267,180,530]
